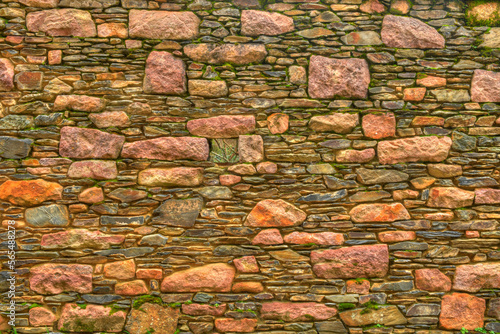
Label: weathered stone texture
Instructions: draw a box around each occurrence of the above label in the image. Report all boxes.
[129,10,199,40]
[143,51,186,95]
[381,15,445,48]
[26,9,97,37]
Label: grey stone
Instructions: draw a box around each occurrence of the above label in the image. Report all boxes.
[356,168,409,184]
[101,216,146,226]
[297,189,348,202]
[452,131,476,152]
[153,198,203,227]
[0,136,33,159]
[195,186,233,199]
[95,247,154,258]
[324,176,358,190]
[389,242,429,251]
[138,234,168,246]
[371,281,414,292]
[82,294,123,304]
[457,176,499,188]
[319,139,351,149]
[0,115,34,130]
[407,304,441,317]
[25,204,69,227]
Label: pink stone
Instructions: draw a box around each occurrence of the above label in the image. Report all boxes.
[0,58,14,91]
[309,113,359,133]
[184,43,267,65]
[350,203,410,223]
[377,136,452,164]
[97,23,128,38]
[26,9,97,37]
[215,318,258,333]
[59,126,125,159]
[239,135,264,162]
[58,304,126,333]
[475,188,500,204]
[122,137,209,161]
[245,199,306,227]
[336,148,375,163]
[143,51,186,95]
[378,231,416,243]
[360,0,385,13]
[89,111,130,128]
[187,115,256,138]
[427,187,475,208]
[261,302,337,321]
[161,263,235,292]
[0,179,62,207]
[284,232,344,245]
[78,187,104,204]
[182,303,227,316]
[252,228,284,245]
[471,69,500,102]
[104,259,136,280]
[233,256,259,273]
[415,269,451,292]
[453,263,500,292]
[256,161,278,173]
[241,10,294,36]
[309,56,370,99]
[381,15,445,49]
[68,160,117,180]
[41,229,125,250]
[29,307,56,327]
[346,280,370,294]
[362,113,396,139]
[138,167,204,187]
[30,263,93,294]
[220,174,241,186]
[54,95,105,112]
[311,244,389,278]
[129,10,199,40]
[19,0,59,8]
[267,113,289,134]
[440,293,486,330]
[115,280,148,296]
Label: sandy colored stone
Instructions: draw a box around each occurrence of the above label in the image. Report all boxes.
[89,111,130,128]
[104,259,135,280]
[427,187,475,208]
[234,256,259,273]
[267,113,289,134]
[122,137,209,161]
[59,127,124,159]
[188,80,228,97]
[184,43,267,65]
[54,95,105,112]
[115,280,148,296]
[417,75,447,87]
[336,149,375,163]
[20,0,59,7]
[187,115,255,138]
[362,113,395,139]
[309,113,359,133]
[125,303,179,334]
[340,306,407,326]
[238,135,263,162]
[68,160,117,180]
[350,203,410,223]
[215,318,257,333]
[261,302,337,321]
[480,27,500,48]
[381,15,445,48]
[143,51,186,95]
[161,263,235,292]
[378,231,416,243]
[377,136,452,164]
[58,304,126,332]
[241,10,294,36]
[428,164,462,178]
[27,9,97,37]
[475,188,500,204]
[138,167,204,187]
[78,187,104,204]
[245,199,306,227]
[129,10,199,40]
[29,308,56,327]
[97,23,128,38]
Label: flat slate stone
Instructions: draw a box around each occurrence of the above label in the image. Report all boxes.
[0,137,33,159]
[25,204,69,227]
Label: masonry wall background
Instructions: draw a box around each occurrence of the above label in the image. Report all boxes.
[0,0,499,333]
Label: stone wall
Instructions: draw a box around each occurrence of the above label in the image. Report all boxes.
[0,0,499,333]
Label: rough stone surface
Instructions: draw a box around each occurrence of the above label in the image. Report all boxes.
[184,43,267,65]
[239,135,264,162]
[245,199,306,227]
[440,293,486,330]
[125,303,179,334]
[415,269,452,292]
[427,187,475,208]
[41,229,124,249]
[188,80,228,97]
[58,304,126,332]
[284,232,344,245]
[471,69,500,103]
[161,263,235,292]
[453,263,500,292]
[350,203,410,222]
[138,168,204,187]
[29,308,56,327]
[309,113,359,133]
[59,127,125,159]
[0,179,62,207]
[54,95,105,112]
[362,113,396,139]
[261,302,337,321]
[377,136,452,164]
[30,264,93,294]
[143,52,186,95]
[129,10,199,40]
[67,160,117,180]
[340,306,407,326]
[122,137,209,161]
[381,15,445,48]
[309,56,370,99]
[252,229,284,245]
[187,116,256,138]
[475,188,500,204]
[26,9,97,37]
[25,204,69,227]
[0,59,14,91]
[241,10,294,36]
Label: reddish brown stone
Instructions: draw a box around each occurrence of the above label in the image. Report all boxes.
[471,69,500,102]
[41,229,124,250]
[122,137,209,161]
[220,174,241,186]
[48,50,61,64]
[27,9,97,37]
[187,115,256,138]
[54,95,105,112]
[417,75,447,87]
[415,269,451,292]
[261,302,337,321]
[125,303,178,334]
[267,113,289,134]
[138,167,204,187]
[453,263,500,292]
[309,56,370,99]
[427,187,475,208]
[346,279,370,294]
[403,87,426,101]
[362,113,396,139]
[234,256,259,273]
[252,228,283,245]
[350,203,410,223]
[440,293,486,330]
[377,136,452,164]
[29,308,56,327]
[115,280,148,296]
[336,148,375,163]
[0,58,14,91]
[89,111,130,128]
[143,51,186,95]
[182,303,227,316]
[78,187,104,204]
[68,160,117,180]
[239,135,264,162]
[129,10,199,40]
[161,263,235,292]
[215,318,258,333]
[58,304,126,333]
[284,232,344,245]
[0,179,62,207]
[241,10,294,36]
[475,188,500,204]
[245,199,306,227]
[59,127,124,159]
[97,23,128,38]
[309,113,359,133]
[312,244,389,278]
[378,231,416,243]
[15,71,43,91]
[104,259,136,280]
[184,43,267,65]
[360,0,385,13]
[30,263,93,295]
[108,188,148,203]
[381,15,445,49]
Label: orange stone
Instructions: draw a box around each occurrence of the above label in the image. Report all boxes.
[417,75,446,87]
[411,116,444,126]
[233,256,259,273]
[78,187,104,204]
[403,87,426,101]
[136,268,163,280]
[378,231,416,243]
[346,279,370,294]
[232,282,264,293]
[267,113,289,134]
[440,293,485,330]
[215,318,257,333]
[115,280,148,296]
[350,203,410,223]
[362,113,396,139]
[0,179,62,207]
[245,199,306,227]
[415,268,451,292]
